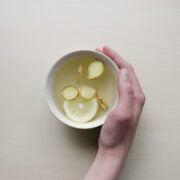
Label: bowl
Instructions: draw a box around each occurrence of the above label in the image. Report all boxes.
[46,50,119,129]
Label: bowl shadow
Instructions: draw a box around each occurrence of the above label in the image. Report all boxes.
[64,125,101,150]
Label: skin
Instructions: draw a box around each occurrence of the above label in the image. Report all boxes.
[84,46,146,180]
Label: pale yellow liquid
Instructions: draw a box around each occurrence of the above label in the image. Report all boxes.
[52,55,118,120]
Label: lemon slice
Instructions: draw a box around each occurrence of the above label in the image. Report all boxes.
[63,98,98,123]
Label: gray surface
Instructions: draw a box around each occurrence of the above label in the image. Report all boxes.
[0,0,180,179]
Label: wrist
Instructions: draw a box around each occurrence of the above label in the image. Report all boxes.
[96,146,127,170]
[84,146,128,180]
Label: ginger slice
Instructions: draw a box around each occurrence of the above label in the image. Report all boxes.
[96,91,108,110]
[62,85,79,100]
[88,61,104,80]
[76,64,83,83]
[79,85,96,100]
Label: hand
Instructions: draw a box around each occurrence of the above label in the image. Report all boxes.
[99,46,145,150]
[84,46,145,180]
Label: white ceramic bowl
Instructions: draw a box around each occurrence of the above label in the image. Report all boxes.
[46,50,119,129]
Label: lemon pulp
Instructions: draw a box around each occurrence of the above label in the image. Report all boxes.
[63,98,98,123]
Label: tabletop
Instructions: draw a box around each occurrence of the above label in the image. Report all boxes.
[0,0,180,179]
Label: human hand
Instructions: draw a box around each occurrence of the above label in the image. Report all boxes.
[99,46,145,151]
[84,46,145,180]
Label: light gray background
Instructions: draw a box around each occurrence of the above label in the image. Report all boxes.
[0,0,180,180]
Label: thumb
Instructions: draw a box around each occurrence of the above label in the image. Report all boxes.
[117,68,134,111]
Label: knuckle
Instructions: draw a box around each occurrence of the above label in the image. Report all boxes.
[127,63,134,71]
[119,113,132,124]
[108,110,132,124]
[134,92,146,105]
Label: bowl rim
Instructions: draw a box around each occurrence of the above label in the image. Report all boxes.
[46,50,119,129]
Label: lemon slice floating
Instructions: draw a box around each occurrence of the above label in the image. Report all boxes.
[63,98,98,123]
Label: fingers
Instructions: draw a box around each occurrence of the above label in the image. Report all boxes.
[101,46,145,119]
[103,46,140,90]
[102,46,142,93]
[128,70,145,118]
[95,47,102,52]
[133,89,146,122]
[101,45,145,109]
[115,68,134,119]
[96,46,145,122]
[103,46,130,68]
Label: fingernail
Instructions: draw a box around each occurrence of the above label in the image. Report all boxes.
[103,45,111,50]
[121,68,128,81]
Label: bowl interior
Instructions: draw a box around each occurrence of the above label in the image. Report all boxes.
[46,50,119,129]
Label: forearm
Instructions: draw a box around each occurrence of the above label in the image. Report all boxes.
[84,146,129,180]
